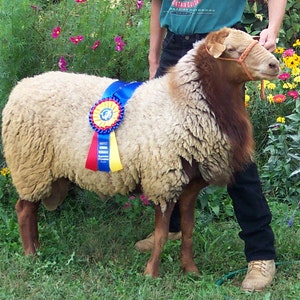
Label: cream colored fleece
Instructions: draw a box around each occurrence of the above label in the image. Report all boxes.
[2,42,233,212]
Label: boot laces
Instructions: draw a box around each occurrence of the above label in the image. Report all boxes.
[248,260,269,277]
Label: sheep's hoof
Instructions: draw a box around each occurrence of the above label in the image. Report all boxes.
[144,266,159,278]
[24,243,39,257]
[182,264,199,275]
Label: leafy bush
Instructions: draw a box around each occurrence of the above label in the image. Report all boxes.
[242,0,300,47]
[0,0,150,113]
[246,39,300,205]
[261,100,300,204]
[242,0,268,35]
[246,39,300,161]
[0,1,45,111]
[280,0,300,47]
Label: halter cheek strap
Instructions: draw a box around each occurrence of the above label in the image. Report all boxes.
[207,40,259,81]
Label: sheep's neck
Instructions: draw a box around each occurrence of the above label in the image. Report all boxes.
[196,49,254,171]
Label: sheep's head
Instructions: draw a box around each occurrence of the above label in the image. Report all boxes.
[205,27,279,82]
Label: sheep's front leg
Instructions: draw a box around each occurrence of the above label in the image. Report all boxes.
[144,201,175,277]
[15,198,40,256]
[179,179,208,274]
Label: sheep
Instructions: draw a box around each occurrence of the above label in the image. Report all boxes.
[2,28,279,277]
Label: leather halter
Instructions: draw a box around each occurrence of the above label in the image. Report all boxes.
[208,40,259,81]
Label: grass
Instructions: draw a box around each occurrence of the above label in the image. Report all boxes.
[0,187,300,299]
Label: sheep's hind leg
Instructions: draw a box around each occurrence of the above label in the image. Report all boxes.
[179,178,208,274]
[15,199,41,256]
[144,201,175,278]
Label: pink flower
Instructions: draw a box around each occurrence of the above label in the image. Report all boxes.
[287,90,299,100]
[58,56,67,72]
[140,194,150,206]
[75,0,87,2]
[128,194,136,200]
[70,35,84,44]
[31,5,41,11]
[123,202,131,209]
[273,94,286,103]
[52,26,61,38]
[70,35,83,45]
[278,72,291,80]
[114,36,126,52]
[91,40,100,50]
[137,0,143,10]
[283,48,295,57]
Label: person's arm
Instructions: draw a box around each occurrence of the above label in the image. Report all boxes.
[259,0,287,52]
[148,0,166,79]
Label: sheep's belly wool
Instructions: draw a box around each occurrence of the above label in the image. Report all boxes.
[2,70,233,212]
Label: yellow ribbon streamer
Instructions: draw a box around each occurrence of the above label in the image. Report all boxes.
[109,131,123,172]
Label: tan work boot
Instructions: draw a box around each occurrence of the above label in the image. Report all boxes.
[241,260,276,292]
[134,231,182,252]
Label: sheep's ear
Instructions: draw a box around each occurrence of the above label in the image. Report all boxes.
[207,43,226,58]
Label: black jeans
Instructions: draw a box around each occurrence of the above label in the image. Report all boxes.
[156,30,275,262]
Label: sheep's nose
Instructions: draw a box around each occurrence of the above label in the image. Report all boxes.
[269,60,279,72]
[269,62,278,69]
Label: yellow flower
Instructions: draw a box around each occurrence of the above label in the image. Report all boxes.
[266,82,276,90]
[0,167,10,177]
[267,94,274,103]
[293,54,300,65]
[275,47,284,54]
[244,94,250,107]
[276,117,285,123]
[263,79,270,85]
[293,76,300,83]
[283,56,300,69]
[291,67,300,76]
[283,82,297,89]
[293,39,300,47]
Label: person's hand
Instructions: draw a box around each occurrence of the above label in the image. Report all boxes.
[149,61,159,80]
[259,28,278,52]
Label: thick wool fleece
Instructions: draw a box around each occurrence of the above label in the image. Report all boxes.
[2,44,234,212]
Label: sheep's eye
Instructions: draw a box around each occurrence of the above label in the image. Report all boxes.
[227,47,235,53]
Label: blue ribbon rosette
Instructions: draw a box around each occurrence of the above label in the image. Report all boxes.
[85,81,142,172]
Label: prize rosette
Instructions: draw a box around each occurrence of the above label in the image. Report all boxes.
[88,97,124,134]
[85,80,142,173]
[86,96,124,172]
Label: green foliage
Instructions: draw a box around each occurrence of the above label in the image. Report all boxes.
[196,186,234,220]
[1,0,300,226]
[0,166,19,253]
[0,191,300,299]
[246,39,300,205]
[0,1,44,114]
[242,0,300,47]
[246,82,297,160]
[0,0,150,114]
[242,0,268,35]
[113,193,154,221]
[280,0,300,47]
[0,166,16,202]
[261,100,300,204]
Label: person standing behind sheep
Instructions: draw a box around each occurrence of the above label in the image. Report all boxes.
[134,0,287,292]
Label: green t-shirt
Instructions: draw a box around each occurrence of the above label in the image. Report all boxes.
[160,0,247,35]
